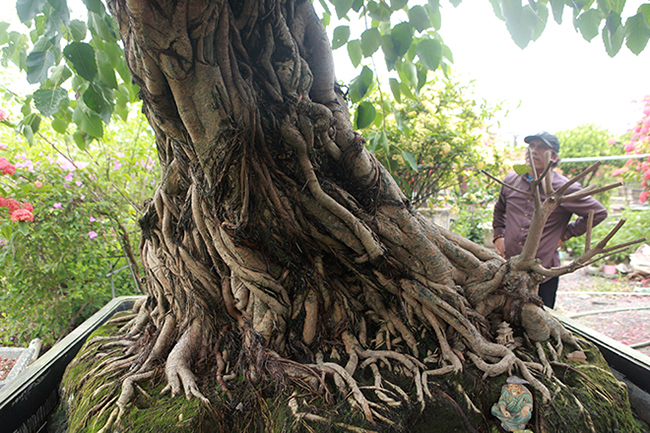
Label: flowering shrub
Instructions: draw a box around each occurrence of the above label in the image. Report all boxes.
[362,79,507,208]
[0,104,159,349]
[613,96,650,203]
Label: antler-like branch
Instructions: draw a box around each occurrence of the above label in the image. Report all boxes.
[531,217,647,278]
[510,161,642,272]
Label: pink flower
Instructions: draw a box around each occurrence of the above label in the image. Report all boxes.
[10,208,33,222]
[0,143,6,149]
[113,161,122,170]
[88,231,98,239]
[52,202,62,209]
[22,202,33,212]
[607,138,617,145]
[645,169,650,180]
[0,108,8,121]
[612,168,627,176]
[15,160,34,173]
[89,216,96,222]
[642,180,648,187]
[35,181,42,188]
[0,157,15,175]
[64,172,73,182]
[6,199,20,212]
[75,180,83,187]
[624,142,636,153]
[640,191,649,203]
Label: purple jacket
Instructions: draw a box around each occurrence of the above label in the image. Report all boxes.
[492,170,607,270]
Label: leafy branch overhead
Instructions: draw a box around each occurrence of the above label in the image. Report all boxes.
[1,0,650,148]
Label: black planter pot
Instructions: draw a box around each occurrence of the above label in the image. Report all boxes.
[0,296,144,433]
[1,298,649,432]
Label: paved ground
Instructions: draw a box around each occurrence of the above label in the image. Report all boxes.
[553,268,650,357]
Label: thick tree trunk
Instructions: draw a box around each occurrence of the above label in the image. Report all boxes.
[55,0,647,431]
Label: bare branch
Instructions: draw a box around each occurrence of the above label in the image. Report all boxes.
[543,152,554,195]
[554,162,601,196]
[560,182,623,203]
[480,170,531,196]
[585,210,594,251]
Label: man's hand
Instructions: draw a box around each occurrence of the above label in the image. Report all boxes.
[494,237,506,258]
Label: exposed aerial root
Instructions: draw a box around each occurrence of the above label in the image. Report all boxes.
[161,321,210,403]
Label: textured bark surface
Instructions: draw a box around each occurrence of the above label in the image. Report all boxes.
[55,0,648,431]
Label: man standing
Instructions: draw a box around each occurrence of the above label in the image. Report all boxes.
[492,132,608,308]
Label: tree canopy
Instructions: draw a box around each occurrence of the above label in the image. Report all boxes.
[1,0,649,149]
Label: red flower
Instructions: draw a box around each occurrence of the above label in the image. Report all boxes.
[10,208,33,222]
[22,202,34,212]
[0,157,16,175]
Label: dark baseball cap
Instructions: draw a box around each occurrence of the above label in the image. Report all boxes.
[524,132,560,154]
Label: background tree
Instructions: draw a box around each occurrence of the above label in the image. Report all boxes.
[2,0,649,432]
[360,79,506,208]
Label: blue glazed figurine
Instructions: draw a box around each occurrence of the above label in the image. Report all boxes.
[491,376,533,431]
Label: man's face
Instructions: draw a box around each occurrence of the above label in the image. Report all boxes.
[525,139,557,175]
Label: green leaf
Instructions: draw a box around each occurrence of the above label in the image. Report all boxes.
[397,61,418,87]
[640,4,650,23]
[81,0,105,14]
[361,28,382,57]
[51,116,69,133]
[549,0,564,23]
[96,50,118,89]
[576,9,605,41]
[416,38,442,70]
[504,4,539,49]
[83,84,112,123]
[390,22,414,57]
[625,12,650,54]
[68,19,87,41]
[22,124,34,146]
[379,130,389,154]
[331,0,354,19]
[348,66,374,103]
[513,164,531,175]
[25,50,55,83]
[356,101,376,129]
[605,0,625,15]
[72,130,87,149]
[347,39,362,67]
[63,42,97,82]
[88,12,115,41]
[332,25,350,49]
[48,64,72,86]
[79,108,103,138]
[33,87,67,116]
[408,6,431,32]
[16,0,47,22]
[22,112,41,134]
[367,1,392,22]
[401,150,418,171]
[602,12,625,56]
[390,0,408,11]
[532,2,549,41]
[389,78,401,103]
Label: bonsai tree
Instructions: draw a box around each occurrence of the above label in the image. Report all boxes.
[3,0,649,431]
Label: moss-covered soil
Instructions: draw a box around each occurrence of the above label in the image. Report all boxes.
[49,312,650,433]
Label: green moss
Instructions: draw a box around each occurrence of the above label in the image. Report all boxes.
[51,317,649,433]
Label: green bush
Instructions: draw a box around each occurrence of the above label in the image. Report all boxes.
[0,105,158,349]
[562,208,650,264]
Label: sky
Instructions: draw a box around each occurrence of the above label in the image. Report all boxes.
[329,1,650,143]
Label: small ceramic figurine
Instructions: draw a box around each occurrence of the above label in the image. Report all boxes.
[491,375,533,432]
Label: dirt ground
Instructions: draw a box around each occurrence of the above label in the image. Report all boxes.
[553,268,650,357]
